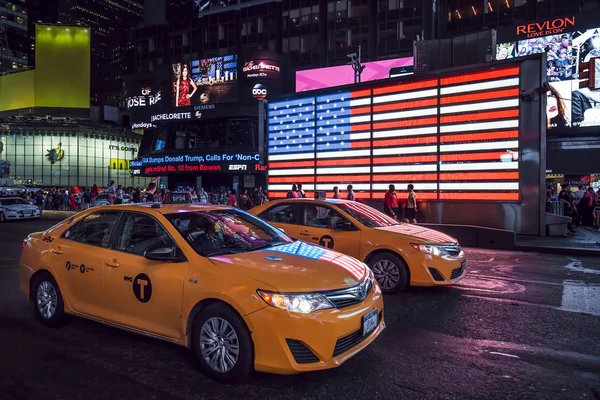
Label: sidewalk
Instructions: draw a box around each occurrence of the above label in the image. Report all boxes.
[516,228,600,256]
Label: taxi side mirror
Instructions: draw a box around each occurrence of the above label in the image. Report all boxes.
[335,220,356,231]
[145,246,185,262]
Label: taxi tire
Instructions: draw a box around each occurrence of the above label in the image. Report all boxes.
[192,303,253,383]
[369,252,409,294]
[32,272,67,327]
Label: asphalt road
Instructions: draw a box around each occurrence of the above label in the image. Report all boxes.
[1,220,600,400]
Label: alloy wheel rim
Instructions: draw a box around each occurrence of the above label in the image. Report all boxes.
[36,280,58,319]
[372,260,401,290]
[199,317,240,373]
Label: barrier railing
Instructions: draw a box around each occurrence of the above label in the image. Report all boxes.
[546,201,564,216]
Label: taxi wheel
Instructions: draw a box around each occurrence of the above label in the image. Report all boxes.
[192,303,253,383]
[32,273,66,327]
[369,253,409,294]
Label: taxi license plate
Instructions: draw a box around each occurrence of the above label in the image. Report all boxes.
[362,309,378,336]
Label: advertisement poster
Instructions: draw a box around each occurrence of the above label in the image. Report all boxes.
[172,55,239,107]
[496,13,600,130]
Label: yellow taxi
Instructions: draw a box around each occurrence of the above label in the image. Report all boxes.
[19,203,384,382]
[250,199,466,293]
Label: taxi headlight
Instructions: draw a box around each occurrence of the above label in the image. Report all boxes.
[410,243,449,256]
[257,290,334,314]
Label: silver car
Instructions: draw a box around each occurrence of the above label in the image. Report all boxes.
[90,193,132,207]
[0,197,41,222]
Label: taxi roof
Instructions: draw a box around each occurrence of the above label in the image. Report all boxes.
[268,198,351,205]
[91,202,231,215]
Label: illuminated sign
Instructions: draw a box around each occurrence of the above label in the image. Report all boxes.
[516,16,575,38]
[243,60,281,79]
[131,122,156,130]
[126,87,162,108]
[229,164,248,171]
[252,83,267,100]
[151,112,192,122]
[131,153,261,167]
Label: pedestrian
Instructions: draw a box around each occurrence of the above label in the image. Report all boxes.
[198,187,209,203]
[581,187,595,228]
[115,185,124,205]
[332,186,340,199]
[228,189,238,207]
[253,186,266,207]
[132,187,141,203]
[69,192,76,210]
[384,184,398,219]
[92,184,99,198]
[404,184,417,224]
[287,184,299,199]
[145,182,157,202]
[558,184,576,233]
[297,183,306,198]
[346,184,355,201]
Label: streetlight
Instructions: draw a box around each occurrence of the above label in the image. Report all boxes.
[347,46,366,84]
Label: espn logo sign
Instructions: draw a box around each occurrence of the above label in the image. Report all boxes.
[229,165,248,171]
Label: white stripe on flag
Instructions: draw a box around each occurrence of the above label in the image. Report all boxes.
[268,184,316,191]
[440,161,518,171]
[373,126,438,139]
[269,153,314,161]
[373,164,438,173]
[373,145,437,156]
[349,115,371,123]
[350,98,371,106]
[440,182,519,190]
[316,166,371,175]
[373,107,437,121]
[440,141,519,152]
[440,77,519,95]
[372,183,438,191]
[317,149,371,158]
[348,132,371,140]
[440,120,518,133]
[440,99,519,114]
[316,183,370,191]
[268,168,316,176]
[373,88,438,104]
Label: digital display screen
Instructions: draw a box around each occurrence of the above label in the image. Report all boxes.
[268,67,521,201]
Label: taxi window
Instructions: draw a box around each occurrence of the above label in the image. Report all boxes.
[304,205,350,229]
[258,203,300,225]
[115,212,176,256]
[64,211,120,248]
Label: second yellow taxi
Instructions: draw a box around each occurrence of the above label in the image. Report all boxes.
[250,199,467,293]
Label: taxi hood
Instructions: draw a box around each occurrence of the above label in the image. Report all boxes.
[376,224,458,244]
[208,241,367,292]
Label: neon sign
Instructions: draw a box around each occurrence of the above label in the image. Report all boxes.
[516,16,575,38]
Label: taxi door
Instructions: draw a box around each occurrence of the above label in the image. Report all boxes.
[101,212,188,340]
[255,202,303,239]
[299,204,362,259]
[48,210,121,317]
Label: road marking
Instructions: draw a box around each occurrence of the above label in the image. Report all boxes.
[460,294,559,311]
[566,257,600,275]
[489,351,520,359]
[464,273,570,288]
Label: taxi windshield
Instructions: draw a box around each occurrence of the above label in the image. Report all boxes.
[166,209,294,257]
[336,202,401,228]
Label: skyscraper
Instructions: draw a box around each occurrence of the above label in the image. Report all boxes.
[58,0,144,105]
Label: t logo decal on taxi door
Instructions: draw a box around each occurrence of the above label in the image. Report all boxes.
[133,273,152,303]
[319,235,335,249]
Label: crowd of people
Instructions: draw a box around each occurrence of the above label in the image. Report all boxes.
[548,184,600,233]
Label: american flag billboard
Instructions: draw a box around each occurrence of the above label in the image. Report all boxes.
[267,66,521,201]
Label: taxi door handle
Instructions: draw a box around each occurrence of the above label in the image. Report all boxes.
[105,260,120,268]
[299,230,311,236]
[50,247,63,255]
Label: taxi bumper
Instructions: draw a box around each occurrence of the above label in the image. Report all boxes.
[406,250,467,286]
[244,283,385,375]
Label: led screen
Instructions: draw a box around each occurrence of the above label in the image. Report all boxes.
[295,57,413,92]
[268,67,521,201]
[0,70,36,112]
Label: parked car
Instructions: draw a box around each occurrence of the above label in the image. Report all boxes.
[0,197,41,222]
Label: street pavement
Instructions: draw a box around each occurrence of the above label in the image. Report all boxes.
[1,220,599,400]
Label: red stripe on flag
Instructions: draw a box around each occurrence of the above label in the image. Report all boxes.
[440,109,518,124]
[440,67,520,86]
[439,172,520,181]
[316,175,371,182]
[350,140,373,148]
[372,192,438,200]
[373,79,438,95]
[353,192,371,199]
[351,89,371,98]
[440,152,510,162]
[351,123,372,132]
[373,117,437,130]
[439,192,519,200]
[372,173,437,182]
[440,130,519,143]
[268,176,315,183]
[317,158,371,166]
[440,88,520,105]
[268,160,315,168]
[373,136,437,147]
[373,155,438,164]
[351,106,371,115]
[373,98,438,113]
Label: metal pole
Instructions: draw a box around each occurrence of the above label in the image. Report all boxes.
[358,46,361,83]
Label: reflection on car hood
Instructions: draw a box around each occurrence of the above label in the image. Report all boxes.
[208,241,367,292]
[376,224,457,244]
[2,204,38,211]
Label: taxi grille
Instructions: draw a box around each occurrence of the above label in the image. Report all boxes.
[332,311,382,357]
[323,276,373,309]
[286,339,320,364]
[443,244,462,256]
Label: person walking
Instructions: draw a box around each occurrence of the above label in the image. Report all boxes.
[198,187,209,203]
[115,185,124,205]
[82,187,92,209]
[253,186,266,207]
[404,184,417,224]
[346,184,355,201]
[332,186,340,199]
[297,184,306,198]
[384,184,398,219]
[228,189,238,207]
[287,184,299,199]
[239,189,251,210]
[92,184,99,198]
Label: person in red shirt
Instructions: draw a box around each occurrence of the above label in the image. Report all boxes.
[384,184,398,219]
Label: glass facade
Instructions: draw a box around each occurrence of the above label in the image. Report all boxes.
[0,128,151,188]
